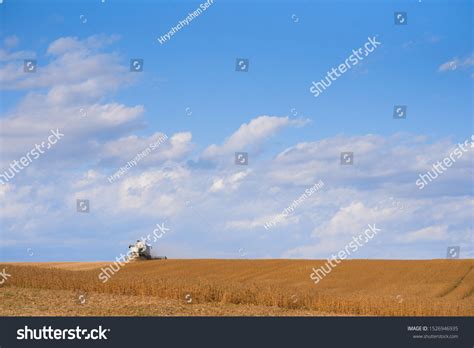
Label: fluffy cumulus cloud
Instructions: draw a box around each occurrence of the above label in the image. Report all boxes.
[0,36,472,261]
[99,132,193,166]
[202,116,309,161]
[0,35,144,168]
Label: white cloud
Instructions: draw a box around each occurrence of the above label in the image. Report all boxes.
[0,36,34,64]
[0,35,126,91]
[100,132,193,166]
[202,115,308,160]
[209,170,250,193]
[438,53,474,73]
[313,202,379,237]
[0,35,144,166]
[397,225,448,243]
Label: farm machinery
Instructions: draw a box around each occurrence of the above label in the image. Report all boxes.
[128,240,167,261]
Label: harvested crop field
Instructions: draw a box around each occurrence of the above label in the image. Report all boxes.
[1,259,473,316]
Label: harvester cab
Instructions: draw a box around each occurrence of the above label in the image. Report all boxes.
[128,240,152,260]
[128,240,167,261]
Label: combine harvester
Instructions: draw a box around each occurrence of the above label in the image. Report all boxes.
[128,240,167,261]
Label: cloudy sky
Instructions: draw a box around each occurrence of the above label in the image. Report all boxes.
[0,0,472,261]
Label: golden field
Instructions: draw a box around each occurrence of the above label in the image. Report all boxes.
[0,259,473,316]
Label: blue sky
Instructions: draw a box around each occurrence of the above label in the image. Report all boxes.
[0,0,472,261]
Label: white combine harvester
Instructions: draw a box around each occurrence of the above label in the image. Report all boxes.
[128,240,167,261]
